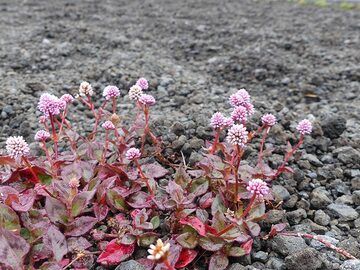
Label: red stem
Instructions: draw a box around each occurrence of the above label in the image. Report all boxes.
[112,98,116,114]
[163,258,175,270]
[272,135,304,180]
[101,131,109,164]
[216,223,236,237]
[134,159,154,196]
[233,145,241,202]
[257,127,269,170]
[49,114,58,158]
[280,232,357,260]
[241,193,256,218]
[210,128,220,154]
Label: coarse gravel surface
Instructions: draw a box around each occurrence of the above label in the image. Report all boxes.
[0,0,359,269]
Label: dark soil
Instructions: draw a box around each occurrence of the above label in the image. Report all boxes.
[0,0,359,269]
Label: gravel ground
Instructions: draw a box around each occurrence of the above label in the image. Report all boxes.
[0,0,360,269]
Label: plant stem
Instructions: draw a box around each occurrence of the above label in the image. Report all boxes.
[216,223,236,237]
[272,134,304,180]
[101,131,109,164]
[163,258,175,270]
[112,98,116,114]
[49,114,58,158]
[257,126,270,170]
[279,232,357,260]
[233,145,241,202]
[134,159,154,195]
[209,128,220,154]
[241,193,256,218]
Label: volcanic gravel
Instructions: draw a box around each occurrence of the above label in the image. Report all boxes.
[0,0,359,269]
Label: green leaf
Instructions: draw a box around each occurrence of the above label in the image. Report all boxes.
[137,233,158,247]
[38,174,52,185]
[248,201,266,220]
[228,246,246,257]
[209,252,229,270]
[150,216,160,229]
[199,236,224,251]
[71,191,95,217]
[0,203,20,232]
[176,232,198,249]
[211,195,226,217]
[189,177,209,197]
[106,190,127,211]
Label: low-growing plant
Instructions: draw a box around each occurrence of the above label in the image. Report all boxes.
[0,79,356,270]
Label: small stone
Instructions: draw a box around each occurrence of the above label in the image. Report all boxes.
[266,257,285,270]
[189,137,204,150]
[327,203,359,221]
[252,251,268,263]
[286,209,307,225]
[338,238,360,258]
[227,263,246,270]
[314,210,331,226]
[351,177,360,190]
[303,154,323,167]
[340,260,360,270]
[266,210,286,224]
[352,191,360,205]
[171,135,186,150]
[335,195,354,205]
[114,260,145,270]
[284,248,323,270]
[188,152,203,166]
[310,235,338,250]
[321,114,346,139]
[2,105,14,115]
[310,187,332,209]
[333,146,360,165]
[171,122,185,136]
[272,185,290,203]
[271,235,308,256]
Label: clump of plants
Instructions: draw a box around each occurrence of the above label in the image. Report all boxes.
[0,79,356,270]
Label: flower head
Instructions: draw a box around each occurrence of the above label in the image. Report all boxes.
[210,112,225,129]
[60,94,74,104]
[229,88,251,107]
[79,81,93,97]
[38,93,63,117]
[226,124,248,147]
[34,130,51,142]
[243,102,255,116]
[231,106,247,123]
[6,136,30,159]
[136,77,149,90]
[69,178,80,189]
[103,85,120,100]
[296,119,312,135]
[147,239,170,261]
[102,121,115,130]
[139,94,156,106]
[223,117,234,127]
[129,85,143,101]
[247,179,269,198]
[126,148,141,161]
[261,113,277,127]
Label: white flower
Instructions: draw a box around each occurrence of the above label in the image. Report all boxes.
[79,81,93,97]
[147,239,170,260]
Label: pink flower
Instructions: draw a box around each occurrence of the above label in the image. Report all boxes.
[60,94,74,104]
[102,121,115,130]
[247,179,269,198]
[126,148,141,160]
[34,130,51,141]
[243,102,255,116]
[231,106,247,123]
[6,136,30,159]
[79,81,93,97]
[136,78,149,90]
[103,85,120,100]
[69,178,80,188]
[261,113,277,127]
[226,124,248,147]
[39,116,46,124]
[223,117,234,127]
[129,85,143,101]
[296,119,312,135]
[38,93,63,117]
[210,112,225,129]
[229,89,251,107]
[139,94,156,106]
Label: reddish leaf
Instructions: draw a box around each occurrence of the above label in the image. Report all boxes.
[189,177,209,197]
[175,249,198,268]
[241,239,253,255]
[97,239,135,265]
[180,216,206,236]
[94,203,109,221]
[0,227,30,269]
[0,156,16,166]
[176,232,198,249]
[65,216,97,237]
[141,163,168,179]
[265,223,287,239]
[71,191,95,217]
[209,252,229,270]
[105,164,129,181]
[205,224,218,235]
[43,225,68,262]
[199,192,214,209]
[0,203,21,232]
[137,258,155,270]
[45,197,68,224]
[11,189,35,212]
[199,236,224,251]
[127,191,152,208]
[67,237,92,252]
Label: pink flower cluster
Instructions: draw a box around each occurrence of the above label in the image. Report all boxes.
[296,119,312,135]
[34,130,51,141]
[261,113,277,127]
[229,89,254,124]
[38,93,65,118]
[102,121,116,130]
[229,89,251,107]
[103,85,120,100]
[226,124,248,147]
[247,178,269,198]
[6,136,30,159]
[129,85,143,101]
[136,78,149,90]
[79,81,93,97]
[210,112,233,129]
[60,94,74,104]
[126,148,141,160]
[139,94,156,106]
[231,106,247,123]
